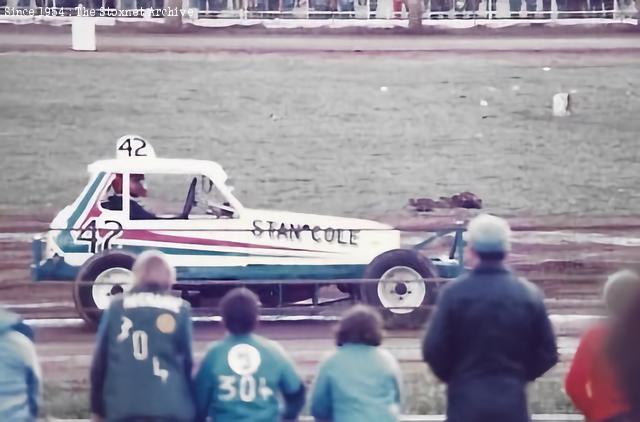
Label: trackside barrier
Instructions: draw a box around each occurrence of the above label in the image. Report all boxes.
[46,415,586,421]
[303,417,585,421]
[6,272,606,319]
[314,417,585,422]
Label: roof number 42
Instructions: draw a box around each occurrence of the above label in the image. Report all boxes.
[118,137,147,157]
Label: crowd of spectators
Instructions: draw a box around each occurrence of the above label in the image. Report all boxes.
[1,214,640,421]
[1,0,635,17]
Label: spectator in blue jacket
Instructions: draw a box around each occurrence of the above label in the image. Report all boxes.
[0,308,41,422]
[311,305,402,422]
[194,288,305,422]
[90,251,195,422]
[422,214,558,422]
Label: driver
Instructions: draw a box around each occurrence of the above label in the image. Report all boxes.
[102,174,158,220]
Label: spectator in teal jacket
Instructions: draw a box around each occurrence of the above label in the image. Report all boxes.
[194,288,305,422]
[90,251,195,422]
[0,309,41,422]
[311,305,403,422]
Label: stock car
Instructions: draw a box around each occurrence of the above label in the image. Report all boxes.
[31,135,465,327]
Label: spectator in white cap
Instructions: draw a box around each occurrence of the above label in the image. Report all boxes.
[422,214,557,422]
[467,213,511,259]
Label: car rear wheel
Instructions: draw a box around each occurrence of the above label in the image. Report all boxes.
[73,252,136,327]
[360,249,437,329]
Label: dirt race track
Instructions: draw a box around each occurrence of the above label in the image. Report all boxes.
[0,22,639,55]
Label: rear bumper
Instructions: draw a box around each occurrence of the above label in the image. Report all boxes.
[433,259,464,279]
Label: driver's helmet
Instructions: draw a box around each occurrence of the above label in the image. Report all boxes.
[111,174,147,197]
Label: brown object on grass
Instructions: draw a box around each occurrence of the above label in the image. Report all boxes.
[409,191,483,212]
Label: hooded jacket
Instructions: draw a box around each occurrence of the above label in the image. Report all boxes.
[0,309,41,422]
[90,284,195,422]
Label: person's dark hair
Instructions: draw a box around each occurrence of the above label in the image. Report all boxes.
[608,287,640,417]
[476,251,506,262]
[220,288,260,335]
[335,305,384,347]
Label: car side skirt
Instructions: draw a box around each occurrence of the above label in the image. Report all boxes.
[32,255,367,283]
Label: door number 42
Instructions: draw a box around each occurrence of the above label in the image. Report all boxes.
[77,219,123,253]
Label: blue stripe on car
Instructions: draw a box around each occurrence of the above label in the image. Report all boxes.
[55,172,107,253]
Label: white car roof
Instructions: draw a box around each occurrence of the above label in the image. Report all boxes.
[88,157,229,182]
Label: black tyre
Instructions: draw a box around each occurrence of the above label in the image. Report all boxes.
[360,249,437,330]
[73,252,136,327]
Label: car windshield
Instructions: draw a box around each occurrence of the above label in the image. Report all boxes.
[197,176,237,218]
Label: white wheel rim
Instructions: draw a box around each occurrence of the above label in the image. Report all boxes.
[91,267,133,310]
[377,266,426,314]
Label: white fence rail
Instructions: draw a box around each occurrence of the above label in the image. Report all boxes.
[48,416,586,422]
[1,0,637,20]
[350,417,585,422]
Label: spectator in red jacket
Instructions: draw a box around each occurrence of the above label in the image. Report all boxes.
[608,272,640,420]
[565,270,640,422]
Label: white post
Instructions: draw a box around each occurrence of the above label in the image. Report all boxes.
[552,93,571,116]
[165,0,183,28]
[71,4,97,51]
[376,0,393,18]
[408,0,422,28]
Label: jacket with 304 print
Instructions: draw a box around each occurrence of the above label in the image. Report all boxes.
[90,285,195,422]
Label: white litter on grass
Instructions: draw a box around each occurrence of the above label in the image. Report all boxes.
[569,89,579,94]
[380,86,389,92]
[479,99,489,107]
[511,85,520,91]
[542,67,552,71]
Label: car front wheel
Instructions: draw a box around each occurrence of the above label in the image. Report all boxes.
[73,252,136,327]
